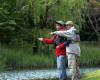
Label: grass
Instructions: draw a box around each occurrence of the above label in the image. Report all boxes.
[81,70,100,80]
[80,42,100,67]
[0,45,55,70]
[0,41,100,70]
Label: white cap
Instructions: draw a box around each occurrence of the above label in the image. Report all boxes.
[65,21,74,25]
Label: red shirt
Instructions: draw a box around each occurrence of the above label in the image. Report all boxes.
[42,31,66,57]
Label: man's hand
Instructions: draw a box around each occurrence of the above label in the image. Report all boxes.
[38,38,43,41]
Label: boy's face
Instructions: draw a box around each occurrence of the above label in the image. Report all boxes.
[55,24,61,30]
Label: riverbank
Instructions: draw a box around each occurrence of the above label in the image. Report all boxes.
[40,70,100,80]
[81,70,100,80]
[0,42,100,70]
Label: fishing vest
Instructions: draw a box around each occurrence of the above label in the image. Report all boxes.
[53,35,67,48]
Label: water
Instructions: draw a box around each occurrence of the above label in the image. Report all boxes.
[0,68,100,80]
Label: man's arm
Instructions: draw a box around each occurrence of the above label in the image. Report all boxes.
[51,30,74,39]
[57,40,72,48]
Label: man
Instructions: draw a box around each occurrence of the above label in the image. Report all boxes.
[38,21,67,80]
[51,21,81,80]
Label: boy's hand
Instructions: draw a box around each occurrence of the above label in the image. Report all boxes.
[38,38,43,41]
[56,46,60,48]
[50,32,54,35]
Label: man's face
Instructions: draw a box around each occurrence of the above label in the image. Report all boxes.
[65,24,72,30]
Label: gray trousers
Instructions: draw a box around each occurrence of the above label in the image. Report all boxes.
[68,53,80,80]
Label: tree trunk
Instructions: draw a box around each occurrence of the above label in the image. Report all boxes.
[44,5,49,27]
[97,35,100,46]
[44,0,60,27]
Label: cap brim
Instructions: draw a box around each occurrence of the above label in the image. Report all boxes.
[55,22,64,25]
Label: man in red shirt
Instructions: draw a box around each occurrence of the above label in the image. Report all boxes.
[38,21,67,80]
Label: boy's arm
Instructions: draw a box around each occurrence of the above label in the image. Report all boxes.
[57,43,65,48]
[43,38,54,44]
[38,36,54,44]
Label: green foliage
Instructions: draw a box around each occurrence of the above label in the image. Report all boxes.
[50,0,87,27]
[0,0,33,44]
[0,0,87,44]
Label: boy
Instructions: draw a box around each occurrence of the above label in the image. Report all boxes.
[38,21,67,80]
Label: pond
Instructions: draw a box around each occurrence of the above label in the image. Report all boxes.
[0,68,100,80]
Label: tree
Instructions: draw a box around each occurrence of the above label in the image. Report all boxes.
[83,0,100,45]
[0,0,33,44]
